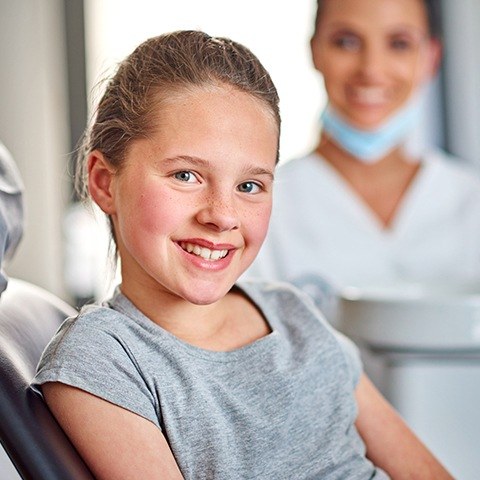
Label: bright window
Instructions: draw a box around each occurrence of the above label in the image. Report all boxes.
[84,0,326,162]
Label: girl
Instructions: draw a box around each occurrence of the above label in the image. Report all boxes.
[32,30,451,479]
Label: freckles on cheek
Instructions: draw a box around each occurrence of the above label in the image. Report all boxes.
[248,205,272,244]
[132,190,178,233]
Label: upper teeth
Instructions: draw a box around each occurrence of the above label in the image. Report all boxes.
[180,242,229,261]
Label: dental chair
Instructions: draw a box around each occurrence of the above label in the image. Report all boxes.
[0,278,94,479]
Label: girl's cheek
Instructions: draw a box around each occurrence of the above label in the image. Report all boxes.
[248,204,272,243]
[133,187,183,232]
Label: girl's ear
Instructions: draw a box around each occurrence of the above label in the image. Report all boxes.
[88,151,116,214]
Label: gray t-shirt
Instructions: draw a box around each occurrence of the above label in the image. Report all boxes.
[32,281,389,480]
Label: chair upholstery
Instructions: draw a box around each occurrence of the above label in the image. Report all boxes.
[0,278,94,480]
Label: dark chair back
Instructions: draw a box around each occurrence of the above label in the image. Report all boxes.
[0,279,94,480]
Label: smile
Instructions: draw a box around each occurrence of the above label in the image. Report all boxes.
[349,87,388,105]
[179,242,229,261]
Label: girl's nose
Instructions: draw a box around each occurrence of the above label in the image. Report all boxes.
[195,194,240,232]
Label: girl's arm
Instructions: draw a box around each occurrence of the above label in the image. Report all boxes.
[355,374,454,479]
[43,382,184,480]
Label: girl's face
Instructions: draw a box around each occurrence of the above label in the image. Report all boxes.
[97,86,278,306]
[311,0,440,129]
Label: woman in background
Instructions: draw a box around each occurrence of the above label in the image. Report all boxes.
[247,0,480,312]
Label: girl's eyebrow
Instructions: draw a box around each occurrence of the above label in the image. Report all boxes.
[161,155,211,168]
[246,167,275,180]
[160,155,275,180]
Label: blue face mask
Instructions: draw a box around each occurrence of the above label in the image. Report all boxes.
[320,100,421,163]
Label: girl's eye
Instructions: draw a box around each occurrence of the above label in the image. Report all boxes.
[174,171,197,183]
[237,181,261,194]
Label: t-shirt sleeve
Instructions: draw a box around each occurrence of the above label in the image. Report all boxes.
[332,330,363,388]
[31,311,161,429]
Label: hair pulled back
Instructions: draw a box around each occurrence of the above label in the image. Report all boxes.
[76,30,280,199]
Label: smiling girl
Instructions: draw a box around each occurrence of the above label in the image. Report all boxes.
[32,30,451,479]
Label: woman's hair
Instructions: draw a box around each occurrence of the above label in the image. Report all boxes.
[76,30,281,200]
[314,0,443,40]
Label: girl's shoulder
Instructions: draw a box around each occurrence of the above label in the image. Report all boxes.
[238,279,333,333]
[35,302,133,368]
[239,279,362,387]
[43,291,164,361]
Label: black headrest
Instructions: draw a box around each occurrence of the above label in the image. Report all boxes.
[0,279,94,480]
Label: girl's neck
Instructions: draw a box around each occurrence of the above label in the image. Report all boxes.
[119,281,271,352]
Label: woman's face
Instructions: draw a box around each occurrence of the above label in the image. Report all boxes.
[311,0,440,129]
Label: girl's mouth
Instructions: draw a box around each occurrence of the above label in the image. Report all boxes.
[179,241,229,261]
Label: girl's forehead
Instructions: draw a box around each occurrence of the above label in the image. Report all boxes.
[150,84,279,133]
[133,86,279,161]
[154,83,252,107]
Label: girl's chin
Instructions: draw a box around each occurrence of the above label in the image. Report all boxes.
[181,286,232,307]
[187,296,222,306]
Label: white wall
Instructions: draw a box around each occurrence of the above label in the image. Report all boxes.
[0,0,71,299]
